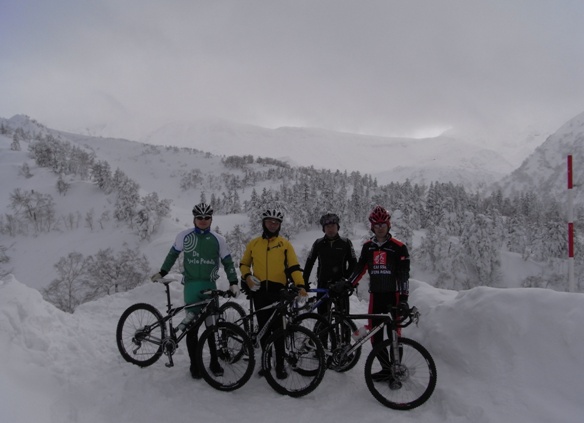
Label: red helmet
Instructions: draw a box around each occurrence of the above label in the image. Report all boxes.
[368,205,390,230]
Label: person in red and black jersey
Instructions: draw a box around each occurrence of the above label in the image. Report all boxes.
[348,205,410,383]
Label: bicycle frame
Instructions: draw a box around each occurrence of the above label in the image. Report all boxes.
[339,309,419,363]
[233,289,305,348]
[154,280,227,367]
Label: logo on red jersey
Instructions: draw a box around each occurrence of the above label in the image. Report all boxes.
[373,251,387,265]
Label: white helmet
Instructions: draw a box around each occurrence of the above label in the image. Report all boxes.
[192,203,213,217]
[262,209,284,222]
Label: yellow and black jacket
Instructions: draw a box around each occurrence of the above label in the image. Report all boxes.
[240,235,305,291]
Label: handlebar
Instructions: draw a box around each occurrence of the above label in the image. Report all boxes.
[156,278,235,299]
[200,288,236,299]
[395,305,420,328]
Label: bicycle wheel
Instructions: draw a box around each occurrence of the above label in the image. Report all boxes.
[197,322,255,391]
[262,325,326,397]
[325,313,362,372]
[294,313,361,372]
[219,301,250,333]
[116,303,166,367]
[364,337,437,410]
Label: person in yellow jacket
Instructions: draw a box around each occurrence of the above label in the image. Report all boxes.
[240,208,307,379]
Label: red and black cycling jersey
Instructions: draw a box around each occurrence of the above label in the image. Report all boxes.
[349,235,410,294]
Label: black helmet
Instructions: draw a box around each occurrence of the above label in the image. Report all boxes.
[319,213,340,228]
[262,209,284,222]
[192,203,213,217]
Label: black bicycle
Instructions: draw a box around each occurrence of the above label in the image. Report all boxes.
[293,283,362,372]
[293,281,436,410]
[116,278,255,391]
[219,286,326,397]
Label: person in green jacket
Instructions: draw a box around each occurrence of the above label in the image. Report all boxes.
[151,203,239,379]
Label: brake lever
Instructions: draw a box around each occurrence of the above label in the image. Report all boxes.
[410,306,420,327]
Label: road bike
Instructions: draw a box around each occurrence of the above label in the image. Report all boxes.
[219,285,326,397]
[116,278,255,391]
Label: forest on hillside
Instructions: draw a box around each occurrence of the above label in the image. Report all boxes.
[1,121,582,312]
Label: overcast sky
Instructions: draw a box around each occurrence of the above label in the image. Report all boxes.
[1,0,584,141]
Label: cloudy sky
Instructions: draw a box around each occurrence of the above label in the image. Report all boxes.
[1,0,583,141]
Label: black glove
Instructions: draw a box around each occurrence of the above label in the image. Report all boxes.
[329,279,345,293]
[398,297,410,317]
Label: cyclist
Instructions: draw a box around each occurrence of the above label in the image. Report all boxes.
[348,205,410,388]
[303,213,357,314]
[240,208,308,380]
[151,203,240,379]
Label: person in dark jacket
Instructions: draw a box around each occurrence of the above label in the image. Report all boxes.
[348,205,410,387]
[303,213,357,314]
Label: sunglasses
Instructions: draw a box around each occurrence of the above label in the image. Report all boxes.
[196,216,212,221]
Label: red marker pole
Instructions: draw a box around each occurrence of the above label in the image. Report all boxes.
[568,155,575,292]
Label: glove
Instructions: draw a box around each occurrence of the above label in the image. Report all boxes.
[331,279,352,295]
[229,284,240,298]
[247,275,261,292]
[398,298,410,317]
[151,272,163,282]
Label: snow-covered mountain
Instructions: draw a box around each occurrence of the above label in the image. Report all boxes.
[495,111,584,204]
[139,118,516,189]
[1,112,581,291]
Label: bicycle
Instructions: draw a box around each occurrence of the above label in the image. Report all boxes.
[219,285,326,397]
[116,278,255,392]
[292,282,362,372]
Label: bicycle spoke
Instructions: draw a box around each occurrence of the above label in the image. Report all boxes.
[365,338,436,410]
[198,322,255,391]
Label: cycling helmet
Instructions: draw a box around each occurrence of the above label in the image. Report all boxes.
[368,205,390,230]
[262,209,284,222]
[192,203,213,217]
[319,213,340,229]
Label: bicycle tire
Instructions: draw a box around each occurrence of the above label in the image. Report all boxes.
[219,301,250,333]
[323,313,361,372]
[294,313,361,372]
[116,303,166,367]
[364,337,437,410]
[262,325,326,397]
[197,322,255,391]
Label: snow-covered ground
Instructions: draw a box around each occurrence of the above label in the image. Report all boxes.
[2,274,583,423]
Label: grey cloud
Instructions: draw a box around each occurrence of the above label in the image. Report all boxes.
[1,0,583,141]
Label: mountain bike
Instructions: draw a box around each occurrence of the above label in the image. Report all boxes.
[293,280,436,409]
[116,278,255,391]
[219,286,326,397]
[293,282,362,372]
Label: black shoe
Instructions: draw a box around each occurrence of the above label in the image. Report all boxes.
[210,361,224,377]
[190,365,202,379]
[276,367,288,380]
[257,368,267,378]
[371,369,392,382]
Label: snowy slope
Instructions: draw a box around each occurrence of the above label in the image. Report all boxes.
[1,275,583,423]
[495,111,584,203]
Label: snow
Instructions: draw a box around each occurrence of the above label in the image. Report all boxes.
[1,114,583,421]
[2,274,584,422]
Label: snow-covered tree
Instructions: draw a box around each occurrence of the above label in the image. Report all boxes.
[42,252,90,313]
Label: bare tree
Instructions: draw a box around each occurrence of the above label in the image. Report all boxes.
[42,252,91,313]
